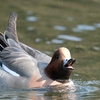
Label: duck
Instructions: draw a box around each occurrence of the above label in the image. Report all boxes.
[0,12,76,89]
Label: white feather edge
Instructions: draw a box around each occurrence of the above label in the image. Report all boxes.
[2,64,20,76]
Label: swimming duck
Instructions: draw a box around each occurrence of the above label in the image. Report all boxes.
[0,12,75,89]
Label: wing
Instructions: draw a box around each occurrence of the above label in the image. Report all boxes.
[19,42,51,63]
[0,68,29,88]
[0,39,37,78]
[0,12,51,78]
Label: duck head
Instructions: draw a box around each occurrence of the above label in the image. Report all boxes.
[45,47,76,83]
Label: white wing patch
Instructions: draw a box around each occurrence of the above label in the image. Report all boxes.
[2,64,20,76]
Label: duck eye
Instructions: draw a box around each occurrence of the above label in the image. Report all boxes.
[55,55,59,60]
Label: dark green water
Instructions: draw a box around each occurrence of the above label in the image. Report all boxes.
[0,0,100,99]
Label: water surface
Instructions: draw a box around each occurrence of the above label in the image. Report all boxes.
[0,0,100,100]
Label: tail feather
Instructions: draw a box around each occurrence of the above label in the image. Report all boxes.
[0,12,18,52]
[4,12,19,42]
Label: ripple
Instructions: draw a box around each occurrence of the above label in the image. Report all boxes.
[35,38,41,42]
[74,80,100,94]
[72,24,96,32]
[94,23,100,28]
[51,39,64,44]
[26,16,37,22]
[53,26,67,31]
[84,80,100,85]
[57,34,82,42]
[76,85,99,94]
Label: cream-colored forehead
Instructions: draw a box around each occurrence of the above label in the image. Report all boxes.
[58,47,71,59]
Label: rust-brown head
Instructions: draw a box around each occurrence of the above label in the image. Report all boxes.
[45,47,76,83]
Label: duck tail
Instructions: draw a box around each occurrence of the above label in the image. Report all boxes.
[4,12,19,43]
[0,32,8,52]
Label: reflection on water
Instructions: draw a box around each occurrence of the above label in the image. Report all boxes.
[49,23,100,33]
[0,90,78,100]
[46,41,51,44]
[34,34,82,44]
[72,24,96,32]
[26,16,38,22]
[0,79,99,100]
[57,34,82,42]
[53,25,67,31]
[35,38,42,42]
[51,39,64,44]
[51,34,82,44]
[94,23,100,28]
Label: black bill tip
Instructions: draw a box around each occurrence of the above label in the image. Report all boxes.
[63,58,76,70]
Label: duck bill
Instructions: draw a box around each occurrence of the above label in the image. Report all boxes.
[63,58,76,70]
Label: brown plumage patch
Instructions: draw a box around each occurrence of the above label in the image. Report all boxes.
[45,47,75,82]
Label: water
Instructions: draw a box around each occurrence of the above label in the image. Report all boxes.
[72,24,96,32]
[53,25,67,31]
[57,34,82,42]
[26,16,38,22]
[51,35,82,44]
[0,80,99,100]
[35,38,42,42]
[51,38,64,44]
[93,46,100,51]
[1,0,100,100]
[67,17,74,22]
[27,27,35,31]
[94,23,100,28]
